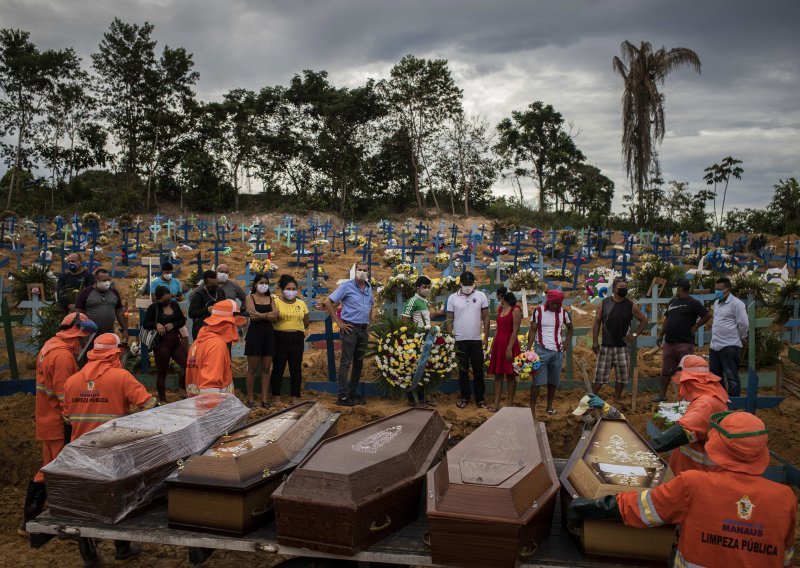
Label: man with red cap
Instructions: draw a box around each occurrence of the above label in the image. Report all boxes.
[570,411,796,568]
[650,354,730,474]
[20,312,97,536]
[62,332,157,564]
[186,299,246,396]
[528,289,573,415]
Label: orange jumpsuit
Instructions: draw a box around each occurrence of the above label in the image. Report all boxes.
[63,364,156,441]
[669,393,728,474]
[617,469,796,568]
[34,336,80,482]
[185,324,236,397]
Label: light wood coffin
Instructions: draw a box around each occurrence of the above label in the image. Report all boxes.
[272,407,450,556]
[560,418,676,561]
[426,407,559,568]
[42,394,250,524]
[166,401,340,536]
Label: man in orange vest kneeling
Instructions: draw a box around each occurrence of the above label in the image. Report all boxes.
[570,411,796,568]
[186,299,246,397]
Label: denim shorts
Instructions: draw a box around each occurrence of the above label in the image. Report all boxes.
[534,345,563,387]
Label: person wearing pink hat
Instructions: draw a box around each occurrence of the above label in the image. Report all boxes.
[528,289,573,415]
[20,313,97,536]
[186,299,247,397]
[570,411,797,568]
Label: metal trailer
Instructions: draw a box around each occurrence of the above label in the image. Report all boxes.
[27,459,657,568]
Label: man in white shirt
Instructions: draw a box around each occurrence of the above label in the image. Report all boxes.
[709,277,749,396]
[446,271,490,409]
[528,289,573,415]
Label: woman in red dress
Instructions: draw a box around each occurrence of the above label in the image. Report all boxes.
[488,290,522,411]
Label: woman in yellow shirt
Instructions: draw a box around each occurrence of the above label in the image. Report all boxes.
[270,274,311,404]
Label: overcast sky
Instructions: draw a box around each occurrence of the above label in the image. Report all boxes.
[2,0,798,213]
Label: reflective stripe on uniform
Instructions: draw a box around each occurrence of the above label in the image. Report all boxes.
[683,427,697,443]
[674,550,706,567]
[36,383,64,400]
[140,397,157,410]
[786,546,794,566]
[680,445,717,466]
[636,490,665,527]
[186,384,234,396]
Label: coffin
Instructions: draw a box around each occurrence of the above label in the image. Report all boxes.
[166,401,340,535]
[560,418,676,561]
[426,407,559,568]
[42,394,250,524]
[272,407,450,556]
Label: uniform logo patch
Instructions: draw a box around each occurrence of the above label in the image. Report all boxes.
[86,380,95,391]
[736,495,754,520]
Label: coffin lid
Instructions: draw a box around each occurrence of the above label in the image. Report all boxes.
[169,402,339,488]
[560,418,672,500]
[427,407,559,523]
[275,408,449,506]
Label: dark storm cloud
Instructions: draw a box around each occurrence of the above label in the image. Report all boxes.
[1,0,798,211]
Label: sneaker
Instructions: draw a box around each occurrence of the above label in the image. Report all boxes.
[336,397,354,407]
[350,395,366,406]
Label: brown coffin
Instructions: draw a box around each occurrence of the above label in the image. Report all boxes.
[42,394,250,523]
[272,407,449,556]
[426,407,559,568]
[166,401,340,536]
[559,418,676,562]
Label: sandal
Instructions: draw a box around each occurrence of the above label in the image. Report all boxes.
[477,401,487,409]
[456,400,468,409]
[261,401,272,409]
[488,406,499,413]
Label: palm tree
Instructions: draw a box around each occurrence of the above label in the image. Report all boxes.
[613,41,701,225]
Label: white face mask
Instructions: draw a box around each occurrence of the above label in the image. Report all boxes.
[97,281,111,291]
[217,272,229,283]
[257,283,269,294]
[355,270,368,281]
[162,273,172,281]
[283,290,298,300]
[461,286,474,295]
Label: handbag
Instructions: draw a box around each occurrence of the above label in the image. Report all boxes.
[139,304,160,350]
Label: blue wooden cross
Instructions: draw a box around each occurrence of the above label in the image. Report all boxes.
[132,223,144,252]
[196,219,210,241]
[189,250,205,277]
[360,230,376,262]
[729,368,784,413]
[308,246,326,280]
[431,232,444,252]
[510,231,525,272]
[290,230,308,267]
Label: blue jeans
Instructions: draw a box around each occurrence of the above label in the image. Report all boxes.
[709,346,742,397]
[534,346,563,387]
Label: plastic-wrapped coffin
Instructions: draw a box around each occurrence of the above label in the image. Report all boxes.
[426,407,559,568]
[167,401,340,536]
[273,407,450,556]
[559,417,676,562]
[43,393,250,524]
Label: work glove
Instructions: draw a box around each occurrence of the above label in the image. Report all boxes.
[569,495,622,521]
[587,394,605,409]
[63,421,73,446]
[651,423,690,453]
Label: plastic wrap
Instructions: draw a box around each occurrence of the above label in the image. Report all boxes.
[42,393,250,523]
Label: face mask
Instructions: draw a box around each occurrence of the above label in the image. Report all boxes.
[418,288,431,297]
[461,286,474,295]
[97,281,111,291]
[162,273,172,281]
[67,262,78,272]
[217,273,229,283]
[714,289,725,301]
[283,290,298,300]
[356,270,368,281]
[257,283,269,294]
[616,287,628,298]
[158,299,171,307]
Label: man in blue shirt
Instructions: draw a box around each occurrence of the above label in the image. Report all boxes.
[149,262,184,302]
[324,261,374,406]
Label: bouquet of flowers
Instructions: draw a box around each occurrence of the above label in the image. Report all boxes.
[558,229,578,246]
[486,260,512,274]
[506,268,546,293]
[377,272,417,303]
[372,318,457,392]
[393,263,417,276]
[544,268,572,281]
[585,266,620,300]
[429,275,461,298]
[250,258,278,273]
[512,349,541,381]
[444,238,463,249]
[308,239,330,249]
[81,211,101,228]
[639,253,658,263]
[432,252,451,268]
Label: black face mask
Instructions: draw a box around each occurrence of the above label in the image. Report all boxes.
[158,300,171,307]
[617,288,628,298]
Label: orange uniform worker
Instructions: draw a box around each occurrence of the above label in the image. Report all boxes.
[650,354,729,474]
[186,299,246,397]
[62,333,157,440]
[21,313,97,535]
[61,333,157,565]
[571,411,796,568]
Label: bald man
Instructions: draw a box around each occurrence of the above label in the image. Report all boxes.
[215,264,246,304]
[56,252,94,311]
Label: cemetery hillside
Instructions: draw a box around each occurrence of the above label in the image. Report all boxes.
[1,13,799,568]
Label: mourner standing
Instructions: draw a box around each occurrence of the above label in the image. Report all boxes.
[20,313,96,536]
[654,277,710,401]
[710,277,749,396]
[56,252,94,312]
[188,270,225,340]
[244,274,277,408]
[271,275,310,406]
[324,261,374,407]
[401,275,443,406]
[186,299,246,396]
[446,271,490,409]
[570,411,796,568]
[528,289,573,416]
[591,277,647,405]
[215,263,247,305]
[74,269,128,341]
[143,286,188,403]
[487,290,522,412]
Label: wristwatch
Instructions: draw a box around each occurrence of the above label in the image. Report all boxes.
[632,333,638,337]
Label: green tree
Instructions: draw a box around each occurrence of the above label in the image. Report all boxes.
[494,101,584,212]
[703,156,743,228]
[0,29,80,207]
[382,55,463,210]
[613,40,701,225]
[769,177,800,234]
